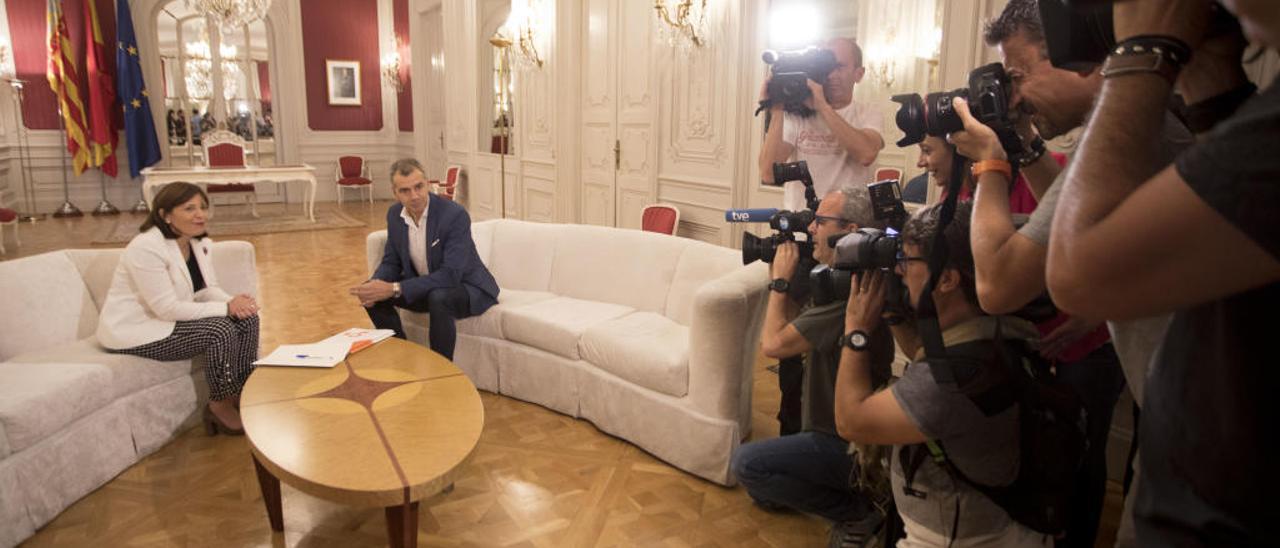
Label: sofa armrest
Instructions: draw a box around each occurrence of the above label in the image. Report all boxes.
[366,230,389,276]
[686,261,769,424]
[211,241,258,298]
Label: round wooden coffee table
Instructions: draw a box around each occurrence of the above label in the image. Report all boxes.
[241,337,483,548]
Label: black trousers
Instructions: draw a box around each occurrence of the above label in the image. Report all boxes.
[1056,342,1127,548]
[365,285,472,360]
[776,353,805,436]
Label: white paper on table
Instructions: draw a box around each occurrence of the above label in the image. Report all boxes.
[253,342,347,368]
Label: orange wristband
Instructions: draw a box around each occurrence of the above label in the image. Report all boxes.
[971,159,1012,182]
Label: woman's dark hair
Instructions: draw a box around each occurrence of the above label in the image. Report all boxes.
[140,182,209,239]
[902,201,980,307]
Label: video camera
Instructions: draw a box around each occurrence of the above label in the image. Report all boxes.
[729,161,821,265]
[891,63,1025,161]
[756,47,839,118]
[809,228,911,317]
[1040,0,1239,72]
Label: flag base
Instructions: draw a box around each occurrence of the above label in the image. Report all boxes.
[53,201,83,218]
[92,200,121,216]
[131,199,150,214]
[17,213,46,223]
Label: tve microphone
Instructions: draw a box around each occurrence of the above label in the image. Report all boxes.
[724,208,779,223]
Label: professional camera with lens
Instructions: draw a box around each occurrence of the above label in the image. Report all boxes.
[1040,0,1238,72]
[810,228,902,304]
[757,47,839,118]
[740,210,816,264]
[867,179,908,231]
[891,62,1025,160]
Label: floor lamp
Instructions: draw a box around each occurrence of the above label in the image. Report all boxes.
[488,33,511,219]
[6,78,43,222]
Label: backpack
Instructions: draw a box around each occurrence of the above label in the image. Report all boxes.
[900,324,1088,537]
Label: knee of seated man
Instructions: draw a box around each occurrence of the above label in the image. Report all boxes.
[426,287,458,312]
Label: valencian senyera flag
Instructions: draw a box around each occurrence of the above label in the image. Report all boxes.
[84,0,119,177]
[116,0,161,178]
[46,0,92,175]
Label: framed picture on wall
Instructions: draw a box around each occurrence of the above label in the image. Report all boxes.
[326,60,361,106]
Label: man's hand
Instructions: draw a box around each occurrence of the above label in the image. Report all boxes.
[845,270,887,333]
[1037,316,1102,361]
[228,294,259,319]
[1177,25,1249,106]
[771,241,800,281]
[350,280,396,308]
[1113,0,1211,48]
[948,97,1006,162]
[805,79,830,112]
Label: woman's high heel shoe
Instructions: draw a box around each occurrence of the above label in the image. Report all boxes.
[203,404,245,436]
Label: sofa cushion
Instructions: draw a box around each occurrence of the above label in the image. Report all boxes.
[457,289,556,339]
[486,220,560,292]
[579,312,690,398]
[502,297,634,360]
[0,361,114,454]
[9,337,196,400]
[548,225,689,315]
[0,252,99,362]
[664,244,743,325]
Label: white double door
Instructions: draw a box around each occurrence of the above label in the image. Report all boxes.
[580,0,656,229]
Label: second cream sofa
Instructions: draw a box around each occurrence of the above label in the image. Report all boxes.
[367,219,768,485]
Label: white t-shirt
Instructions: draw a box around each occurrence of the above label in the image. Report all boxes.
[780,100,884,211]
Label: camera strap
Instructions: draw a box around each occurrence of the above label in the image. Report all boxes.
[915,154,968,359]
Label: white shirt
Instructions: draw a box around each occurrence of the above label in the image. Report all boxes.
[400,202,430,277]
[781,100,884,211]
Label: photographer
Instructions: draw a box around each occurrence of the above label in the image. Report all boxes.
[1044,0,1280,544]
[758,38,885,211]
[941,4,1198,545]
[833,202,1050,547]
[732,185,894,545]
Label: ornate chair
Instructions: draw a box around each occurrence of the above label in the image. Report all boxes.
[874,167,903,182]
[335,156,373,205]
[0,201,18,255]
[641,203,680,235]
[436,165,461,201]
[202,129,258,217]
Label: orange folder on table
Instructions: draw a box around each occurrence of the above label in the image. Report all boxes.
[321,328,395,356]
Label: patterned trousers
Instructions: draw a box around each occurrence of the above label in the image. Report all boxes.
[111,315,260,401]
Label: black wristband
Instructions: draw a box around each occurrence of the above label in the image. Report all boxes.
[1115,35,1192,66]
[1183,82,1257,134]
[1018,136,1047,167]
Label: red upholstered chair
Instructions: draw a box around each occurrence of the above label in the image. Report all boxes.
[874,167,903,182]
[335,155,373,205]
[641,203,680,235]
[202,129,258,217]
[0,202,19,255]
[436,165,461,201]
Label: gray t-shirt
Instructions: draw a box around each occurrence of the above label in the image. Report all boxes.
[791,300,893,436]
[888,316,1040,539]
[1015,113,1193,407]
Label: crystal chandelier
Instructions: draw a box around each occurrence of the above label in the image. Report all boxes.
[184,41,241,101]
[186,0,272,33]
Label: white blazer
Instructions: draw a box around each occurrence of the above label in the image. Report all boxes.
[96,227,234,349]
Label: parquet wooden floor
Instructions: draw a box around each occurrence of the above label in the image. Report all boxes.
[7,201,1121,547]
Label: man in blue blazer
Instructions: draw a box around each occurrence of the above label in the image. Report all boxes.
[350,158,499,360]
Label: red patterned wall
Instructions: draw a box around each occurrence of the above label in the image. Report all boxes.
[301,0,382,131]
[394,0,412,132]
[257,61,271,111]
[9,0,115,130]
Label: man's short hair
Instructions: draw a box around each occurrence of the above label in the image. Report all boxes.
[983,0,1046,51]
[829,37,864,69]
[902,201,979,306]
[836,184,881,229]
[389,158,425,181]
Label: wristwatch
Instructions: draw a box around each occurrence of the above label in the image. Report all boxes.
[843,330,871,351]
[392,282,402,299]
[769,278,791,293]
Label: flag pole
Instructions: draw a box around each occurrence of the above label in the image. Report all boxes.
[91,170,119,215]
[6,78,43,222]
[52,105,82,218]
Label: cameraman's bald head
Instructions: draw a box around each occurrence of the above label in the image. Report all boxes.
[827,37,864,69]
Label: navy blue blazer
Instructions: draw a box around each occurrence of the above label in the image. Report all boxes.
[373,194,499,316]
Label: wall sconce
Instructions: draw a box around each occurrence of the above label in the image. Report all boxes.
[501,0,544,69]
[655,0,710,51]
[381,49,404,93]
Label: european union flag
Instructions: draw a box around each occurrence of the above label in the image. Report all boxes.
[116,0,160,178]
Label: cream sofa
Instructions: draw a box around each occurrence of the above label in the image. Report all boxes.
[366,219,769,485]
[0,242,257,548]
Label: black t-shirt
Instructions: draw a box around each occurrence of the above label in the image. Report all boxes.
[1136,76,1280,546]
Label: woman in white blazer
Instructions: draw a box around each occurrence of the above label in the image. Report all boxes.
[97,182,260,435]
